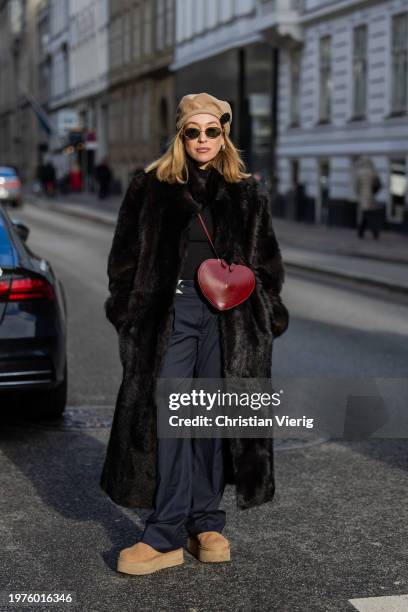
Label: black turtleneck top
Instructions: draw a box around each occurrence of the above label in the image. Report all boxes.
[179,158,215,279]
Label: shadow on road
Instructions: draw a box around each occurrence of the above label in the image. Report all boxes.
[0,404,149,573]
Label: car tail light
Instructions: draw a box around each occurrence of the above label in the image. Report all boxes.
[5,179,21,189]
[0,274,54,301]
[0,278,11,299]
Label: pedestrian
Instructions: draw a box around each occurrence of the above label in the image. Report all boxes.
[353,155,382,239]
[37,162,48,195]
[94,158,112,199]
[69,163,82,192]
[101,92,289,576]
[44,160,56,197]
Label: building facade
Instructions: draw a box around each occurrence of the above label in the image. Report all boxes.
[0,0,44,182]
[43,0,111,189]
[172,0,408,232]
[107,0,175,189]
[277,0,408,232]
[172,0,300,183]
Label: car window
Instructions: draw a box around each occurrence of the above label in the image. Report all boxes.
[0,218,16,267]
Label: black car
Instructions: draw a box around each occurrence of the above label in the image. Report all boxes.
[0,204,67,417]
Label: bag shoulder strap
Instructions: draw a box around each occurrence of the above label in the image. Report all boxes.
[197,212,220,260]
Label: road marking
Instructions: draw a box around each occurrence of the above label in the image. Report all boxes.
[349,595,408,611]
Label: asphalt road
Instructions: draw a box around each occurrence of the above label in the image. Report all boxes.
[1,203,408,612]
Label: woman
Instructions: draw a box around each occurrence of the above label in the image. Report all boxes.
[101,92,289,575]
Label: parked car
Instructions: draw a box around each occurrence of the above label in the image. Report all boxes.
[0,204,67,417]
[0,166,23,208]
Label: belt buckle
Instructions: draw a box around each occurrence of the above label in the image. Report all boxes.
[175,279,184,294]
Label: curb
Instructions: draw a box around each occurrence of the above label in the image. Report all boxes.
[284,260,408,295]
[279,243,408,267]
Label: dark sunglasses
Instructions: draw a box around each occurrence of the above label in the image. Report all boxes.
[183,126,222,140]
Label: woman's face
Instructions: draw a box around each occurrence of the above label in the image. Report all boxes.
[182,113,225,164]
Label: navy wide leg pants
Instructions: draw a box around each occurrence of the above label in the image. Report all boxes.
[140,279,226,552]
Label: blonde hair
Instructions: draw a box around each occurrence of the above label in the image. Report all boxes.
[144,128,252,184]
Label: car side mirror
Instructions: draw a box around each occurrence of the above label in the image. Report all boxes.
[11,219,30,242]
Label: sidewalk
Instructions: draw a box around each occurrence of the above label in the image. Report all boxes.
[273,217,408,265]
[21,189,408,294]
[273,218,408,294]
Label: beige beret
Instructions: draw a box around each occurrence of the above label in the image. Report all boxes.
[176,92,232,136]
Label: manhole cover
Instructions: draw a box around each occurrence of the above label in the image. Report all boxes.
[12,406,114,431]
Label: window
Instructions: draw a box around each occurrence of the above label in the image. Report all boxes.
[52,47,69,98]
[352,25,367,118]
[132,91,141,142]
[108,96,122,146]
[156,0,165,51]
[389,158,407,221]
[290,47,301,126]
[123,11,131,64]
[142,86,150,142]
[318,158,330,223]
[110,16,122,69]
[39,60,51,100]
[291,159,299,188]
[123,94,131,143]
[155,0,173,50]
[133,4,141,60]
[143,0,152,56]
[319,35,331,123]
[9,0,24,35]
[165,0,174,47]
[63,46,68,96]
[50,0,69,36]
[391,12,408,114]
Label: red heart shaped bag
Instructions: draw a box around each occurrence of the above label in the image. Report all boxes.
[195,212,256,311]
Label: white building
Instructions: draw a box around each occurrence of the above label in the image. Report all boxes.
[277,0,408,231]
[171,0,300,181]
[68,0,109,172]
[171,0,408,232]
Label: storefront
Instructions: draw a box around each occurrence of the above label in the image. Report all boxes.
[175,42,276,182]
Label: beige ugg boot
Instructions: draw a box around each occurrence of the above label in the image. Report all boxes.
[117,542,184,575]
[187,531,231,562]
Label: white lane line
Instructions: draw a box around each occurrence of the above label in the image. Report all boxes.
[349,595,408,611]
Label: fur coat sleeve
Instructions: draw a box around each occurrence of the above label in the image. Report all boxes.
[104,168,147,332]
[249,179,289,338]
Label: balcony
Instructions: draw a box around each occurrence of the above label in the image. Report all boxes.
[256,0,302,45]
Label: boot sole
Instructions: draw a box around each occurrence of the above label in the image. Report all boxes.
[117,549,184,575]
[187,537,231,563]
